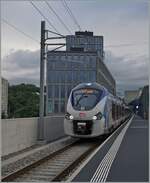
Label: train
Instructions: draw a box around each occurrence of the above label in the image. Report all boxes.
[64,82,131,138]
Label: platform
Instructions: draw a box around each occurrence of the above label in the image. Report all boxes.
[70,115,149,182]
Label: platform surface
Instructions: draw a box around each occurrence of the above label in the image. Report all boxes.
[71,115,149,182]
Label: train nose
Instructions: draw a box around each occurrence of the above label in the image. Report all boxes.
[77,122,86,132]
[79,112,86,118]
[73,120,92,135]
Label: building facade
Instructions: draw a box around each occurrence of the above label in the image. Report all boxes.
[66,31,104,59]
[124,90,141,104]
[139,85,149,119]
[1,77,8,117]
[46,31,116,114]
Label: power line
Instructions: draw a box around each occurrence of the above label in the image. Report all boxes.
[62,0,81,31]
[45,1,72,35]
[2,18,40,44]
[30,1,60,35]
[63,0,81,31]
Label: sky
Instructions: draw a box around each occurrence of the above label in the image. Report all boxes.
[1,0,149,96]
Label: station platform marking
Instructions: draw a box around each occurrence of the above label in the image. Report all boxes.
[130,126,148,129]
[90,116,133,182]
[68,116,134,182]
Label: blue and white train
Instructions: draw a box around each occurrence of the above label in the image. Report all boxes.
[64,82,131,138]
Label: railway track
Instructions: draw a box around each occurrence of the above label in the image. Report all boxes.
[2,139,101,182]
[2,116,131,182]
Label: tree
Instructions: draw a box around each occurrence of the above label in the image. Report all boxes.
[8,84,40,118]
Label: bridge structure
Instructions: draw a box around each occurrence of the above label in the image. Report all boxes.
[1,114,148,182]
[1,22,149,182]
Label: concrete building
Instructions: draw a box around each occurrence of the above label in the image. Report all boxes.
[124,89,141,104]
[139,85,149,119]
[66,31,104,59]
[46,31,116,114]
[1,77,9,117]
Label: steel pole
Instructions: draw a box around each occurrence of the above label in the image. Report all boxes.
[38,21,45,141]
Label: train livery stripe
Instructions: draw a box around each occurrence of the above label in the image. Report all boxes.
[90,116,133,182]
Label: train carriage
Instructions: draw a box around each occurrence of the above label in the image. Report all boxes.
[64,82,130,138]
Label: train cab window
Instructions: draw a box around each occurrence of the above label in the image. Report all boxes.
[72,88,103,111]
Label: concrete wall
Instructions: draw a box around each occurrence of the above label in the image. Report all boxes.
[44,115,65,142]
[2,116,65,156]
[2,118,38,156]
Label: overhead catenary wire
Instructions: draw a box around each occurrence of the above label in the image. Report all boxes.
[45,1,72,35]
[30,1,61,35]
[3,18,145,50]
[62,0,81,31]
[2,18,40,44]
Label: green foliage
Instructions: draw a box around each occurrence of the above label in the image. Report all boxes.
[8,84,40,118]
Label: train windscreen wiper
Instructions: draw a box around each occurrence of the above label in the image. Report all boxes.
[75,94,88,107]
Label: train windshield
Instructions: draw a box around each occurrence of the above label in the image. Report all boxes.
[72,88,103,110]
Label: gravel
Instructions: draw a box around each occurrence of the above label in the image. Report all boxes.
[2,137,77,178]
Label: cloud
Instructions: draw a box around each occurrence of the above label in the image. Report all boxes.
[2,49,149,96]
[2,49,40,85]
[104,50,149,94]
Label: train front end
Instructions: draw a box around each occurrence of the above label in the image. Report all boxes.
[64,83,107,138]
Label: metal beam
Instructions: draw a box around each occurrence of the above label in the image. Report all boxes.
[46,36,66,40]
[46,43,66,46]
[46,30,64,37]
[49,45,65,52]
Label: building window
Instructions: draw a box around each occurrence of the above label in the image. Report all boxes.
[67,85,72,98]
[66,71,72,83]
[80,72,84,82]
[66,61,72,69]
[72,71,78,82]
[89,71,96,82]
[61,85,65,99]
[60,71,65,83]
[48,85,53,98]
[48,100,53,113]
[54,100,59,113]
[54,85,59,98]
[60,100,65,113]
[90,57,96,68]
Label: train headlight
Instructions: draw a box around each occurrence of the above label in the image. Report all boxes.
[69,115,74,120]
[92,116,97,120]
[93,112,103,120]
[65,113,74,120]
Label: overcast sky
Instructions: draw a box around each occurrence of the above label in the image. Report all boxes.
[1,0,149,95]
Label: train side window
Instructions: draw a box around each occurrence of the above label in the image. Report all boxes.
[119,105,121,117]
[115,104,117,120]
[122,107,124,116]
[112,103,115,120]
[116,105,119,119]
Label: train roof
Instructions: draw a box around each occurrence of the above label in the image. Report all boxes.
[72,82,128,105]
[72,82,108,93]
